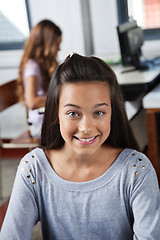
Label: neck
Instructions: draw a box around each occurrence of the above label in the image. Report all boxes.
[61,143,104,167]
[45,144,122,182]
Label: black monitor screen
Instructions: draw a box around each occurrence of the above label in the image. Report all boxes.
[117,21,148,70]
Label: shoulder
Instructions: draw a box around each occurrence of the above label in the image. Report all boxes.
[120,148,158,187]
[124,149,151,173]
[25,59,39,69]
[18,148,44,185]
[127,149,152,173]
[23,59,41,78]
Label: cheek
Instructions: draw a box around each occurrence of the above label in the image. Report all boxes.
[100,115,111,136]
[59,119,76,139]
[102,122,111,135]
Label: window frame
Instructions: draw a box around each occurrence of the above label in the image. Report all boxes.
[116,0,160,40]
[0,0,32,51]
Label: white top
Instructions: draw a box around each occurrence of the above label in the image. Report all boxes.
[23,59,45,124]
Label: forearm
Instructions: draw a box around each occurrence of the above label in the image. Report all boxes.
[24,75,47,110]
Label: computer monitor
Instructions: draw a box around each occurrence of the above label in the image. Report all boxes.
[117,21,148,70]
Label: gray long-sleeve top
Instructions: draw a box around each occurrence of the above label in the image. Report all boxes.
[1,148,160,240]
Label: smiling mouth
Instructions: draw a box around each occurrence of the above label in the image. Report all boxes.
[74,136,98,142]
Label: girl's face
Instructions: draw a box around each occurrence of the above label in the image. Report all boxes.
[58,81,112,157]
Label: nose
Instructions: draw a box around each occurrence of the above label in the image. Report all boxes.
[79,116,93,134]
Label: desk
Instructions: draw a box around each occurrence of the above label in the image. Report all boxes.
[112,65,160,101]
[143,84,160,185]
[112,65,160,85]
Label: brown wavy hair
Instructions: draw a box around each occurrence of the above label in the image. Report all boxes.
[41,53,139,151]
[17,19,62,102]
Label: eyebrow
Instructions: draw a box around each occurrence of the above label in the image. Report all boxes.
[63,103,108,108]
[94,103,109,108]
[64,104,80,109]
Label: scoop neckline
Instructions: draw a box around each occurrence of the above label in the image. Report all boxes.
[34,148,134,192]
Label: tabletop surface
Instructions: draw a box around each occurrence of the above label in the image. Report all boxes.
[143,83,160,109]
[111,64,160,85]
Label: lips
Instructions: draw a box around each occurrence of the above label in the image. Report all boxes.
[74,135,98,142]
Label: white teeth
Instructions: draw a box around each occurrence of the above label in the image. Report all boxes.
[77,136,95,142]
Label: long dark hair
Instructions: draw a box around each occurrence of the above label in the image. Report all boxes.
[41,53,139,151]
[17,19,62,102]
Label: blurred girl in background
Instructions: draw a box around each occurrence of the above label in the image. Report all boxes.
[17,19,62,138]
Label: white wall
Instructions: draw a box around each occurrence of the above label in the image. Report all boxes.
[28,0,85,61]
[90,0,120,59]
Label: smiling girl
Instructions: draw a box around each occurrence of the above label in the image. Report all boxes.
[1,54,160,239]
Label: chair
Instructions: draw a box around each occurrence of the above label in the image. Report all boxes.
[0,79,39,199]
[0,198,9,230]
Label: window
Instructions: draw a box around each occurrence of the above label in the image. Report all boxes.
[117,0,160,40]
[0,0,31,50]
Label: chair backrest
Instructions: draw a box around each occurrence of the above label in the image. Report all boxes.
[0,80,18,112]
